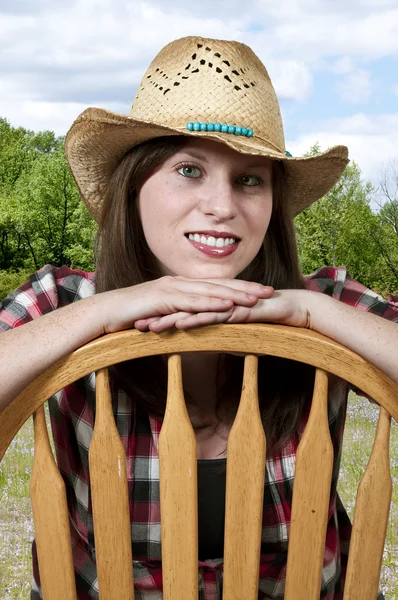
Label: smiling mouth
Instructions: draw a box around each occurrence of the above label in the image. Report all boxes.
[185,233,240,248]
[185,233,240,258]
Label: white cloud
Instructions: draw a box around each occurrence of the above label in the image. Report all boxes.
[267,60,312,102]
[0,100,127,137]
[286,113,398,187]
[393,84,398,96]
[0,1,250,133]
[0,1,246,73]
[0,0,318,135]
[0,0,397,158]
[336,69,372,104]
[330,56,356,74]
[249,3,398,61]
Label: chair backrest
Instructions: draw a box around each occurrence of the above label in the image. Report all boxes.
[0,323,397,600]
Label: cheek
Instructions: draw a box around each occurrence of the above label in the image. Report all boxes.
[137,199,154,240]
[250,194,273,237]
[262,191,273,231]
[137,187,186,254]
[137,181,169,236]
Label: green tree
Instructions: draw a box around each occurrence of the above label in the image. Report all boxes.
[370,162,398,294]
[3,143,96,271]
[0,118,58,193]
[0,118,61,270]
[0,119,97,274]
[295,145,381,289]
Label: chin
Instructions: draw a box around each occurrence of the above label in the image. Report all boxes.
[183,265,241,280]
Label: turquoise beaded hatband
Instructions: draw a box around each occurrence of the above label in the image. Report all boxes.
[186,121,292,155]
[186,121,254,137]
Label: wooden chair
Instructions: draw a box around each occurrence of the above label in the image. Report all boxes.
[0,324,397,600]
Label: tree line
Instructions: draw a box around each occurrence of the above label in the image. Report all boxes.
[295,144,398,297]
[0,118,397,299]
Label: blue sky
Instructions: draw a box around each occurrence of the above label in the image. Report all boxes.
[1,0,398,191]
[285,56,398,134]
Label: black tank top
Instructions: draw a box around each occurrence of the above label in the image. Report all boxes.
[197,458,227,561]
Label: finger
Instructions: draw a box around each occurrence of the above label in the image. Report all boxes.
[148,312,192,332]
[135,316,162,327]
[174,309,235,330]
[134,316,163,331]
[170,295,236,313]
[170,284,261,308]
[204,279,274,297]
[172,276,274,300]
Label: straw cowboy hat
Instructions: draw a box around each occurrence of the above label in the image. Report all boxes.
[65,36,349,222]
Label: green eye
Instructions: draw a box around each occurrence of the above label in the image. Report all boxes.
[237,175,261,186]
[178,165,201,178]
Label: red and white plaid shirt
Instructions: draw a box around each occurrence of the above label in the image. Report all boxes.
[1,265,397,600]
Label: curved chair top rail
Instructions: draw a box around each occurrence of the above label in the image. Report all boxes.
[1,323,397,460]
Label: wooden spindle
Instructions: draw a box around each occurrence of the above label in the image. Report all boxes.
[344,407,392,600]
[159,354,198,600]
[223,355,266,600]
[31,405,77,600]
[285,369,333,600]
[89,369,134,599]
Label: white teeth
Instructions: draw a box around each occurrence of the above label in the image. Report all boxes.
[188,233,237,247]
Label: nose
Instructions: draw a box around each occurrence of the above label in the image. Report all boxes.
[197,177,237,222]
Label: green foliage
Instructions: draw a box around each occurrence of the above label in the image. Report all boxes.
[296,147,398,295]
[0,269,32,299]
[364,201,398,296]
[0,118,58,194]
[296,159,377,284]
[0,118,97,274]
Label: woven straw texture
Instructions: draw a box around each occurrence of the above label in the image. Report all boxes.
[65,36,349,222]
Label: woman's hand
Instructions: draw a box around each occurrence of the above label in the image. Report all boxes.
[97,276,274,334]
[139,285,398,384]
[226,289,311,327]
[134,283,309,332]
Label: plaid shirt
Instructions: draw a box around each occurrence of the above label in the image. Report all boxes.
[1,265,397,600]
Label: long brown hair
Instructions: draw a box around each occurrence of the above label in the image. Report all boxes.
[95,137,315,456]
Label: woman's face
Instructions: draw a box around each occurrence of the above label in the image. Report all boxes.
[137,138,273,279]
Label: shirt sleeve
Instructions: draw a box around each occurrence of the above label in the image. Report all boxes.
[0,264,96,332]
[304,265,398,323]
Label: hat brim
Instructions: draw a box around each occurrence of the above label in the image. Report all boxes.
[65,107,349,222]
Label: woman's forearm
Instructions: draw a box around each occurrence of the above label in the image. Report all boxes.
[306,291,398,383]
[0,296,104,413]
[0,276,272,412]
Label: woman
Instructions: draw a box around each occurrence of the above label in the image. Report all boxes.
[0,36,397,599]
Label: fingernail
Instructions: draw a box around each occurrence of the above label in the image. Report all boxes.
[223,299,233,304]
[246,294,257,300]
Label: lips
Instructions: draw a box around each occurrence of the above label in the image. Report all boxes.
[186,234,240,258]
[186,230,240,239]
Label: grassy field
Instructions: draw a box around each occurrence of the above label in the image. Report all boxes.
[338,395,398,599]
[0,394,397,599]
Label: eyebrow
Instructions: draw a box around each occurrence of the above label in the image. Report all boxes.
[180,150,210,162]
[244,160,272,170]
[179,149,271,170]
